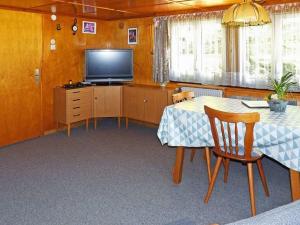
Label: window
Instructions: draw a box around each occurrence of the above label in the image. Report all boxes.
[239,24,273,89]
[280,14,300,80]
[154,4,300,90]
[238,12,300,90]
[169,16,226,84]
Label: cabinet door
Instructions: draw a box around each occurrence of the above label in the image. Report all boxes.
[94,86,121,118]
[93,87,105,117]
[103,86,121,117]
[144,89,168,124]
[123,86,144,121]
[0,11,43,147]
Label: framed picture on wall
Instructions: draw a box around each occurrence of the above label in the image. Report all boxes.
[128,28,137,44]
[82,21,96,34]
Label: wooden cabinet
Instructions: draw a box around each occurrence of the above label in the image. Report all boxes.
[54,87,93,136]
[123,86,145,121]
[54,85,173,135]
[123,85,173,126]
[93,86,122,128]
[144,88,170,124]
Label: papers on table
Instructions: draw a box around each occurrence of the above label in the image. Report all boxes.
[241,100,269,108]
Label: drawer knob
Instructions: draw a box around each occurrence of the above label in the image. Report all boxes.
[73,99,80,101]
[73,107,80,109]
[73,114,81,117]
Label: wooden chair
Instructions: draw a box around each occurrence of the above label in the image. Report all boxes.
[172,91,212,182]
[172,91,195,104]
[173,91,198,160]
[203,105,269,216]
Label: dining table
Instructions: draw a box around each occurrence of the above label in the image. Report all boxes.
[157,96,300,201]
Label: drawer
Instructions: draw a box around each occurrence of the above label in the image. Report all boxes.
[67,104,90,113]
[66,87,91,96]
[67,105,92,123]
[66,91,92,108]
[67,98,91,108]
[67,104,92,114]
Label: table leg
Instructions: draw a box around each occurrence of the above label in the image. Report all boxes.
[290,169,300,201]
[172,147,185,184]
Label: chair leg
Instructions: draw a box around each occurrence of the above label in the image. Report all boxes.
[224,158,230,183]
[205,147,212,183]
[256,159,270,197]
[204,156,223,204]
[247,163,256,216]
[190,149,196,162]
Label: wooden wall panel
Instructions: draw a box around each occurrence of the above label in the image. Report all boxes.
[99,18,155,85]
[42,16,102,131]
[0,9,43,147]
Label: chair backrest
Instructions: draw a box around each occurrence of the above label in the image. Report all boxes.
[172,91,195,104]
[204,105,260,161]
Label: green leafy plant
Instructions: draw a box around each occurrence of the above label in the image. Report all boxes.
[267,72,297,100]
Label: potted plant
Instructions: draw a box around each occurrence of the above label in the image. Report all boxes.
[267,72,297,112]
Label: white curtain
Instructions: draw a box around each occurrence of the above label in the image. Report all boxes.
[153,3,300,91]
[168,12,226,84]
[238,3,300,90]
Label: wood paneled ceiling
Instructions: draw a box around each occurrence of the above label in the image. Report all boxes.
[0,0,297,20]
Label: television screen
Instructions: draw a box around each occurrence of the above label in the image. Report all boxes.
[85,49,133,83]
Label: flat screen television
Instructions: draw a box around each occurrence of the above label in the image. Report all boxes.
[84,49,133,83]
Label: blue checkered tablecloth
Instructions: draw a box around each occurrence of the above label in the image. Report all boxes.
[157,96,300,172]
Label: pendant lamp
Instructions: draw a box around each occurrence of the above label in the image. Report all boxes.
[222,0,271,26]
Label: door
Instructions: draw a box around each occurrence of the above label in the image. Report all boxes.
[0,10,43,147]
[123,86,144,121]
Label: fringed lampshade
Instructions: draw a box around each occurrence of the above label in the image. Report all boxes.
[222,0,271,26]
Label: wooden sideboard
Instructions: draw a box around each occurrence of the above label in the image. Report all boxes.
[54,84,174,135]
[123,85,173,126]
[54,87,93,136]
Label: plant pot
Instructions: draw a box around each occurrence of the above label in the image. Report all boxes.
[267,100,288,112]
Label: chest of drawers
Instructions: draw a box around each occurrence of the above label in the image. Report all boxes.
[54,87,93,136]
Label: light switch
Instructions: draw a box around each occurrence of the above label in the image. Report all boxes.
[34,68,40,76]
[50,44,56,50]
[50,38,56,51]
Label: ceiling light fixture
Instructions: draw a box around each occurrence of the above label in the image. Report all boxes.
[222,0,271,26]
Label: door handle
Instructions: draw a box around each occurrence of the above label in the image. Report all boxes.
[34,68,40,85]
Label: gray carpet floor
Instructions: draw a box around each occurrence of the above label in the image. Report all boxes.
[0,119,291,225]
